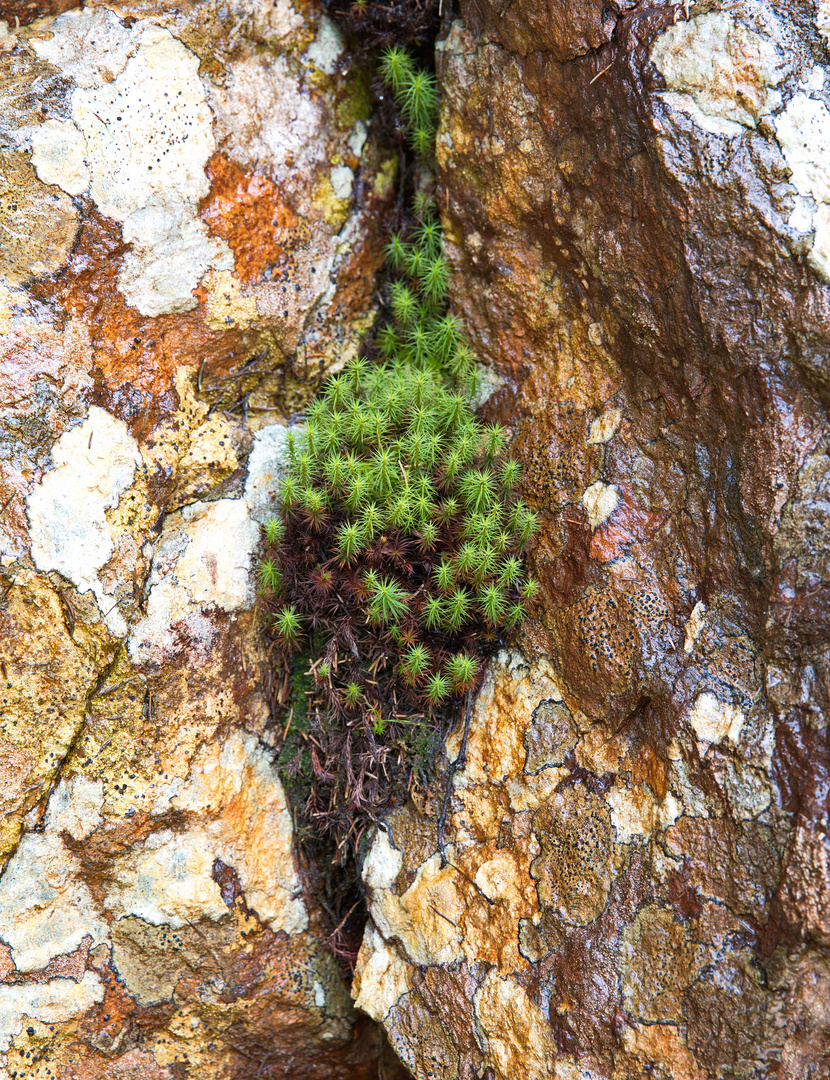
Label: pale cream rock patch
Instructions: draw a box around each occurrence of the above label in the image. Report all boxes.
[329,163,354,201]
[650,12,784,135]
[27,7,146,89]
[175,500,260,611]
[472,363,507,410]
[127,576,217,666]
[128,497,260,664]
[683,600,707,653]
[203,269,258,330]
[104,828,232,926]
[26,406,142,636]
[45,775,104,841]
[714,757,772,820]
[774,94,830,281]
[348,120,368,159]
[377,855,465,967]
[0,19,14,52]
[352,926,411,1023]
[0,830,110,972]
[818,0,830,45]
[586,408,622,445]
[208,52,327,189]
[30,119,89,195]
[364,830,463,966]
[800,65,826,92]
[474,970,559,1080]
[244,423,293,525]
[170,730,307,933]
[304,15,345,75]
[474,852,530,913]
[688,691,746,752]
[445,653,565,792]
[582,480,619,530]
[0,972,105,1051]
[606,779,682,844]
[363,828,403,893]
[28,9,232,316]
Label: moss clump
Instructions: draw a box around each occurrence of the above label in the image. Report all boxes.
[257,50,538,853]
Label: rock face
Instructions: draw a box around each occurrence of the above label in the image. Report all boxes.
[0,1,395,1075]
[353,3,830,1078]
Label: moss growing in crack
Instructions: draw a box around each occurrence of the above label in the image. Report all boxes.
[257,49,538,858]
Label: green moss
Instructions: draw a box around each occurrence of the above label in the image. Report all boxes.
[257,47,539,850]
[334,67,373,130]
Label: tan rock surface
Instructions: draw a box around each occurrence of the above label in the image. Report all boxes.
[0,0,395,1074]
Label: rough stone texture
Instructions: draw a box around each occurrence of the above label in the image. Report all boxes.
[0,0,396,1075]
[353,2,830,1078]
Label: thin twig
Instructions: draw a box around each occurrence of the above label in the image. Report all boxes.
[430,903,457,928]
[589,62,613,86]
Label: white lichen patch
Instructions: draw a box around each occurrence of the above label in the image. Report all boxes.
[688,691,746,753]
[0,972,105,1051]
[683,600,707,653]
[363,828,404,894]
[207,52,327,191]
[45,775,104,841]
[175,500,259,611]
[104,827,233,926]
[244,424,294,525]
[28,9,232,316]
[27,7,146,89]
[304,15,345,76]
[650,12,784,135]
[26,406,142,636]
[352,925,411,1023]
[329,164,354,201]
[30,119,90,196]
[0,831,110,972]
[774,93,830,281]
[819,0,830,45]
[128,498,260,664]
[582,481,619,530]
[586,408,622,445]
[606,779,682,844]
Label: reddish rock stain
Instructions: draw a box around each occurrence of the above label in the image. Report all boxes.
[31,213,257,441]
[200,154,311,285]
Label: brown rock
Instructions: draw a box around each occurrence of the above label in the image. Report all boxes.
[354,2,830,1077]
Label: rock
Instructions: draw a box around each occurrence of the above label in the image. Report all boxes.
[0,0,395,1074]
[354,3,830,1078]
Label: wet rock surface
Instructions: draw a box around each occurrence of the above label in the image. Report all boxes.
[0,0,397,1075]
[353,2,830,1078]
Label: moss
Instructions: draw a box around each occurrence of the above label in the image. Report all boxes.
[258,49,538,856]
[334,67,373,130]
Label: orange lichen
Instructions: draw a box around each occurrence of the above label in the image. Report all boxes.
[31,213,257,440]
[200,154,311,284]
